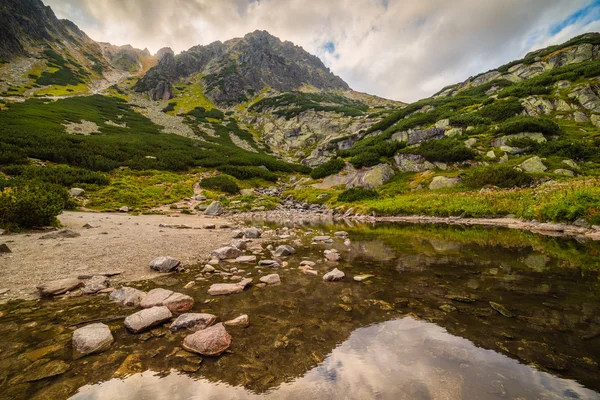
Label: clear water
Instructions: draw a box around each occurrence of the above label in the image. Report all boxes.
[1,221,599,399]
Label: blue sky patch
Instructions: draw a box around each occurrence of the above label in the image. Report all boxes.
[323,41,336,53]
[549,0,600,35]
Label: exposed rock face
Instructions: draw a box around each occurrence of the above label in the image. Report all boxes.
[211,246,242,260]
[36,278,83,297]
[492,132,547,147]
[124,306,173,333]
[149,80,173,101]
[204,201,224,216]
[149,256,181,273]
[313,164,394,189]
[391,127,446,145]
[182,323,232,356]
[519,156,547,173]
[323,268,345,282]
[72,323,113,357]
[395,154,435,172]
[170,313,217,332]
[429,176,460,190]
[208,278,252,296]
[135,30,349,106]
[110,287,147,307]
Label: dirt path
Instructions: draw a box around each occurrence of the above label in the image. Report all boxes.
[0,211,237,302]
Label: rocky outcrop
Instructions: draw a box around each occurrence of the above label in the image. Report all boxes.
[391,127,445,145]
[519,156,547,173]
[313,164,394,189]
[394,154,435,172]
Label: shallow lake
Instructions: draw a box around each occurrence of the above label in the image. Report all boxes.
[1,220,599,399]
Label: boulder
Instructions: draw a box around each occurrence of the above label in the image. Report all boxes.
[243,227,262,238]
[492,132,546,148]
[211,246,242,260]
[324,249,341,262]
[562,159,578,169]
[170,313,217,332]
[235,255,257,263]
[204,201,223,216]
[231,230,244,239]
[362,164,395,188]
[37,278,83,297]
[202,265,216,273]
[163,292,194,312]
[553,169,574,177]
[519,156,547,173]
[39,229,81,240]
[72,323,113,357]
[208,278,252,296]
[140,288,173,308]
[82,276,109,294]
[273,245,295,257]
[258,260,281,268]
[429,176,460,190]
[69,188,85,197]
[313,236,331,242]
[110,287,147,307]
[231,239,247,250]
[259,274,281,285]
[182,323,232,356]
[334,231,348,238]
[119,206,129,213]
[323,268,345,282]
[124,306,173,333]
[0,243,11,253]
[225,314,249,327]
[150,256,181,273]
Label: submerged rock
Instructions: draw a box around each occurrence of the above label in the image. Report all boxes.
[235,255,256,263]
[225,314,249,327]
[183,323,232,356]
[353,274,374,282]
[323,268,345,282]
[24,360,70,382]
[150,256,181,273]
[72,323,113,357]
[260,274,281,285]
[170,313,217,332]
[124,306,173,333]
[490,301,514,318]
[258,260,281,268]
[36,278,83,297]
[208,278,252,296]
[324,249,341,262]
[110,287,147,307]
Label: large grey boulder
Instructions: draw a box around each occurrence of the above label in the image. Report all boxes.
[492,132,546,147]
[170,313,217,332]
[273,245,295,257]
[36,278,83,297]
[211,246,242,260]
[110,287,147,307]
[72,323,113,357]
[182,323,232,356]
[323,268,345,282]
[243,227,262,238]
[519,156,547,173]
[82,276,109,294]
[208,278,252,296]
[150,256,181,273]
[124,306,172,333]
[39,229,80,240]
[204,201,224,216]
[429,176,460,190]
[394,154,435,172]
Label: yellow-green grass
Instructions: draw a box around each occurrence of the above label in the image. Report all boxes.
[170,79,215,114]
[35,83,89,96]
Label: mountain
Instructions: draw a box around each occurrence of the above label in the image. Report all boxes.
[134,30,350,105]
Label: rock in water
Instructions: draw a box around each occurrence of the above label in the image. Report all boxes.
[150,256,181,273]
[36,278,83,296]
[183,323,232,356]
[211,246,242,260]
[225,314,249,327]
[72,323,113,357]
[259,274,281,285]
[124,306,173,333]
[140,288,173,308]
[82,275,110,294]
[243,227,262,238]
[353,274,373,282]
[235,255,256,263]
[324,249,341,261]
[141,288,194,312]
[208,278,252,296]
[0,243,11,253]
[273,245,295,257]
[110,287,147,307]
[170,313,217,332]
[323,268,345,282]
[204,201,223,216]
[39,229,81,240]
[489,301,514,317]
[258,260,281,268]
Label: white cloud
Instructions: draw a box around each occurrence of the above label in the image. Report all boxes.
[44,0,598,102]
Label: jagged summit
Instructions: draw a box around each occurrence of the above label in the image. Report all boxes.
[134,30,349,105]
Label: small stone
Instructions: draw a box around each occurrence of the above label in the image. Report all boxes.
[323,268,345,282]
[169,313,217,332]
[334,231,349,237]
[82,276,109,294]
[339,304,353,312]
[258,260,281,268]
[243,227,262,238]
[208,278,252,296]
[353,274,373,282]
[324,249,341,262]
[0,243,11,253]
[110,287,147,307]
[119,206,129,213]
[490,301,514,318]
[140,288,173,308]
[150,256,181,273]
[313,235,331,242]
[208,259,220,265]
[299,260,316,267]
[184,281,195,289]
[124,306,173,333]
[72,323,113,357]
[439,304,457,313]
[203,224,216,229]
[224,314,249,327]
[304,269,318,276]
[182,323,232,356]
[202,265,216,273]
[231,230,244,239]
[273,245,295,257]
[69,188,85,197]
[235,255,257,263]
[259,274,281,285]
[36,278,83,297]
[231,239,247,250]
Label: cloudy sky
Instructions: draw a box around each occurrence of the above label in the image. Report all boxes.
[45,0,600,102]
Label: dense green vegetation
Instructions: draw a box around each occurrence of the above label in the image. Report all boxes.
[216,165,278,182]
[35,49,87,86]
[310,158,345,179]
[200,175,240,194]
[337,187,379,202]
[463,165,533,188]
[414,137,476,163]
[250,92,368,119]
[187,106,225,121]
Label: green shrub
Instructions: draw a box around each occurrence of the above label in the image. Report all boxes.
[199,176,240,194]
[338,187,379,202]
[310,158,345,179]
[216,165,278,182]
[477,99,524,122]
[350,152,381,168]
[415,138,476,163]
[463,165,533,188]
[1,165,109,187]
[0,179,68,228]
[499,115,561,136]
[448,113,489,127]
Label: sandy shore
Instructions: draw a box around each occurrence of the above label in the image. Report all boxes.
[0,211,237,302]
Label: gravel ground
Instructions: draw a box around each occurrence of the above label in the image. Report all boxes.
[0,211,237,302]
